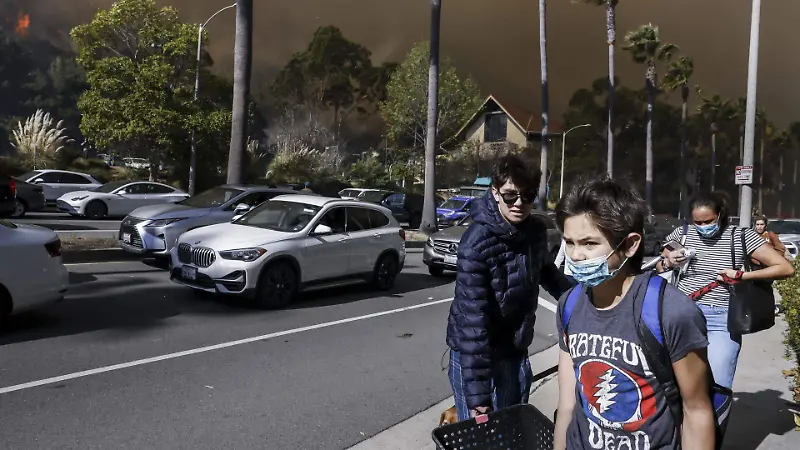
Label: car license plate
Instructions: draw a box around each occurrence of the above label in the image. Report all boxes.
[182,266,197,281]
[444,255,458,265]
[121,233,131,243]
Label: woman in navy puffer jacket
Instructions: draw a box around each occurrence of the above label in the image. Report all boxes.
[446,154,574,421]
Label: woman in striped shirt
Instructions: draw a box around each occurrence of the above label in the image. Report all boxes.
[657,193,794,389]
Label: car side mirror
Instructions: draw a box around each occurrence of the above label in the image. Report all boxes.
[233,203,251,214]
[312,224,333,235]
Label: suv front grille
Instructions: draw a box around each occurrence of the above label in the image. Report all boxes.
[177,243,216,267]
[433,240,459,255]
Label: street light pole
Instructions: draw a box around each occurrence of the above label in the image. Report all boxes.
[739,0,761,228]
[559,123,591,198]
[189,3,236,196]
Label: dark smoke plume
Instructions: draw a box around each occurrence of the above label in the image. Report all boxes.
[16,0,800,125]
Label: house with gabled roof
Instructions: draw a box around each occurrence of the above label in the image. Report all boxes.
[453,95,561,150]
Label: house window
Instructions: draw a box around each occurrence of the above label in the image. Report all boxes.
[484,112,507,143]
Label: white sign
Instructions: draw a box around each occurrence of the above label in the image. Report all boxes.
[735,165,753,185]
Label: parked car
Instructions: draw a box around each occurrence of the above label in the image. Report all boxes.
[170,195,406,308]
[0,220,69,326]
[458,186,489,198]
[57,180,189,219]
[423,211,561,276]
[119,185,297,256]
[16,170,103,205]
[358,190,446,229]
[7,177,46,218]
[436,195,476,227]
[339,188,373,199]
[765,220,800,259]
[0,175,16,217]
[123,157,150,170]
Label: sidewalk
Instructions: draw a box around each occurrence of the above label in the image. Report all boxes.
[350,316,799,450]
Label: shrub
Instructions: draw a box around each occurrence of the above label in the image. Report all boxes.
[10,109,73,168]
[67,158,115,183]
[776,258,800,402]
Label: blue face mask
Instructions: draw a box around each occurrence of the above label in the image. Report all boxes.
[565,245,629,288]
[696,222,719,238]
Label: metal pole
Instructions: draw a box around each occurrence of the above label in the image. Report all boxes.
[537,0,550,211]
[559,124,590,199]
[189,4,236,196]
[739,0,761,229]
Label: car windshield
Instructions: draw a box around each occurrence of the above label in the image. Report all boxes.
[768,221,800,235]
[180,187,244,208]
[94,181,132,193]
[235,200,321,232]
[440,199,466,210]
[339,189,361,198]
[18,170,41,181]
[358,191,388,203]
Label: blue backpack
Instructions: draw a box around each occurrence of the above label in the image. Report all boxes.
[560,274,732,449]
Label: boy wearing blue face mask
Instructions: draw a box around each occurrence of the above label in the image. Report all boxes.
[553,178,716,450]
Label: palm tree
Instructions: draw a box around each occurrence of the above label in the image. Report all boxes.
[623,24,678,210]
[420,0,442,235]
[771,130,792,216]
[756,108,772,215]
[662,56,693,217]
[730,97,747,162]
[789,122,800,217]
[696,92,728,192]
[538,0,550,210]
[577,0,619,177]
[227,0,253,184]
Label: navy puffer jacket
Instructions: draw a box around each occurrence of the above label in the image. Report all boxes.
[446,193,573,409]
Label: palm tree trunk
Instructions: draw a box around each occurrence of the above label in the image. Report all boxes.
[420,0,441,235]
[538,0,550,210]
[793,155,798,217]
[606,1,616,178]
[679,86,688,218]
[227,0,253,184]
[645,61,655,212]
[710,131,717,191]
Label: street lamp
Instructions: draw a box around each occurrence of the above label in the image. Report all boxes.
[189,3,236,196]
[559,123,591,198]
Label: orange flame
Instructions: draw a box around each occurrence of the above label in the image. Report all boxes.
[15,11,30,37]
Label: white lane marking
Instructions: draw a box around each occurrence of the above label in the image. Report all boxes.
[538,297,557,313]
[0,298,451,395]
[0,295,559,395]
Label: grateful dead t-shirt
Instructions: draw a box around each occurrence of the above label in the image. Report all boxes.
[556,274,708,450]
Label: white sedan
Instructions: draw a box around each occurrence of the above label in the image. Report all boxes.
[0,220,69,326]
[170,195,406,309]
[57,180,189,219]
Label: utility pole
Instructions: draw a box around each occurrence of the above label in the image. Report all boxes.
[738,0,761,228]
[537,0,550,211]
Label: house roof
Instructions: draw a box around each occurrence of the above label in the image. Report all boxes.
[454,95,563,139]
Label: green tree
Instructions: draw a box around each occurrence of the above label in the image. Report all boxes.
[380,41,481,151]
[271,26,391,137]
[71,0,231,182]
[662,56,693,216]
[771,129,792,216]
[623,24,678,211]
[696,91,728,191]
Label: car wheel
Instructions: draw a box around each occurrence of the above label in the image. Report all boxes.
[10,198,27,218]
[428,266,445,277]
[84,200,107,220]
[373,253,399,290]
[409,214,422,230]
[254,262,298,309]
[0,286,12,333]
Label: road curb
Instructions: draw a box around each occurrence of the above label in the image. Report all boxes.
[62,248,140,264]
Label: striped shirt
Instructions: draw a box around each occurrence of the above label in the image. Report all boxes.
[664,225,765,307]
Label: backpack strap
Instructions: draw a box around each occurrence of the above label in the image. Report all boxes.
[561,285,584,336]
[635,275,684,425]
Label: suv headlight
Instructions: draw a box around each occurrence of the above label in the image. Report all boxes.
[146,218,186,227]
[219,247,266,262]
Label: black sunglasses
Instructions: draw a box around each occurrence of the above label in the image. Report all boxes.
[498,191,536,205]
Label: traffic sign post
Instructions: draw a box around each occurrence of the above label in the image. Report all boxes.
[735,165,754,185]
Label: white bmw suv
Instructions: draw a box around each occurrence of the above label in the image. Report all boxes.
[170,195,406,308]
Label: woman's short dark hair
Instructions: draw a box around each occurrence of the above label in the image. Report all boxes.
[555,177,647,271]
[690,191,731,229]
[755,215,769,225]
[491,154,541,192]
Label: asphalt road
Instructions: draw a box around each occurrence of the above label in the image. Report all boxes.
[14,212,121,231]
[0,251,560,450]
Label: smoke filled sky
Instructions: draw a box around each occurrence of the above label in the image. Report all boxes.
[17,0,800,126]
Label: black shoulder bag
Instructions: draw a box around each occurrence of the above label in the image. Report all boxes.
[727,227,776,334]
